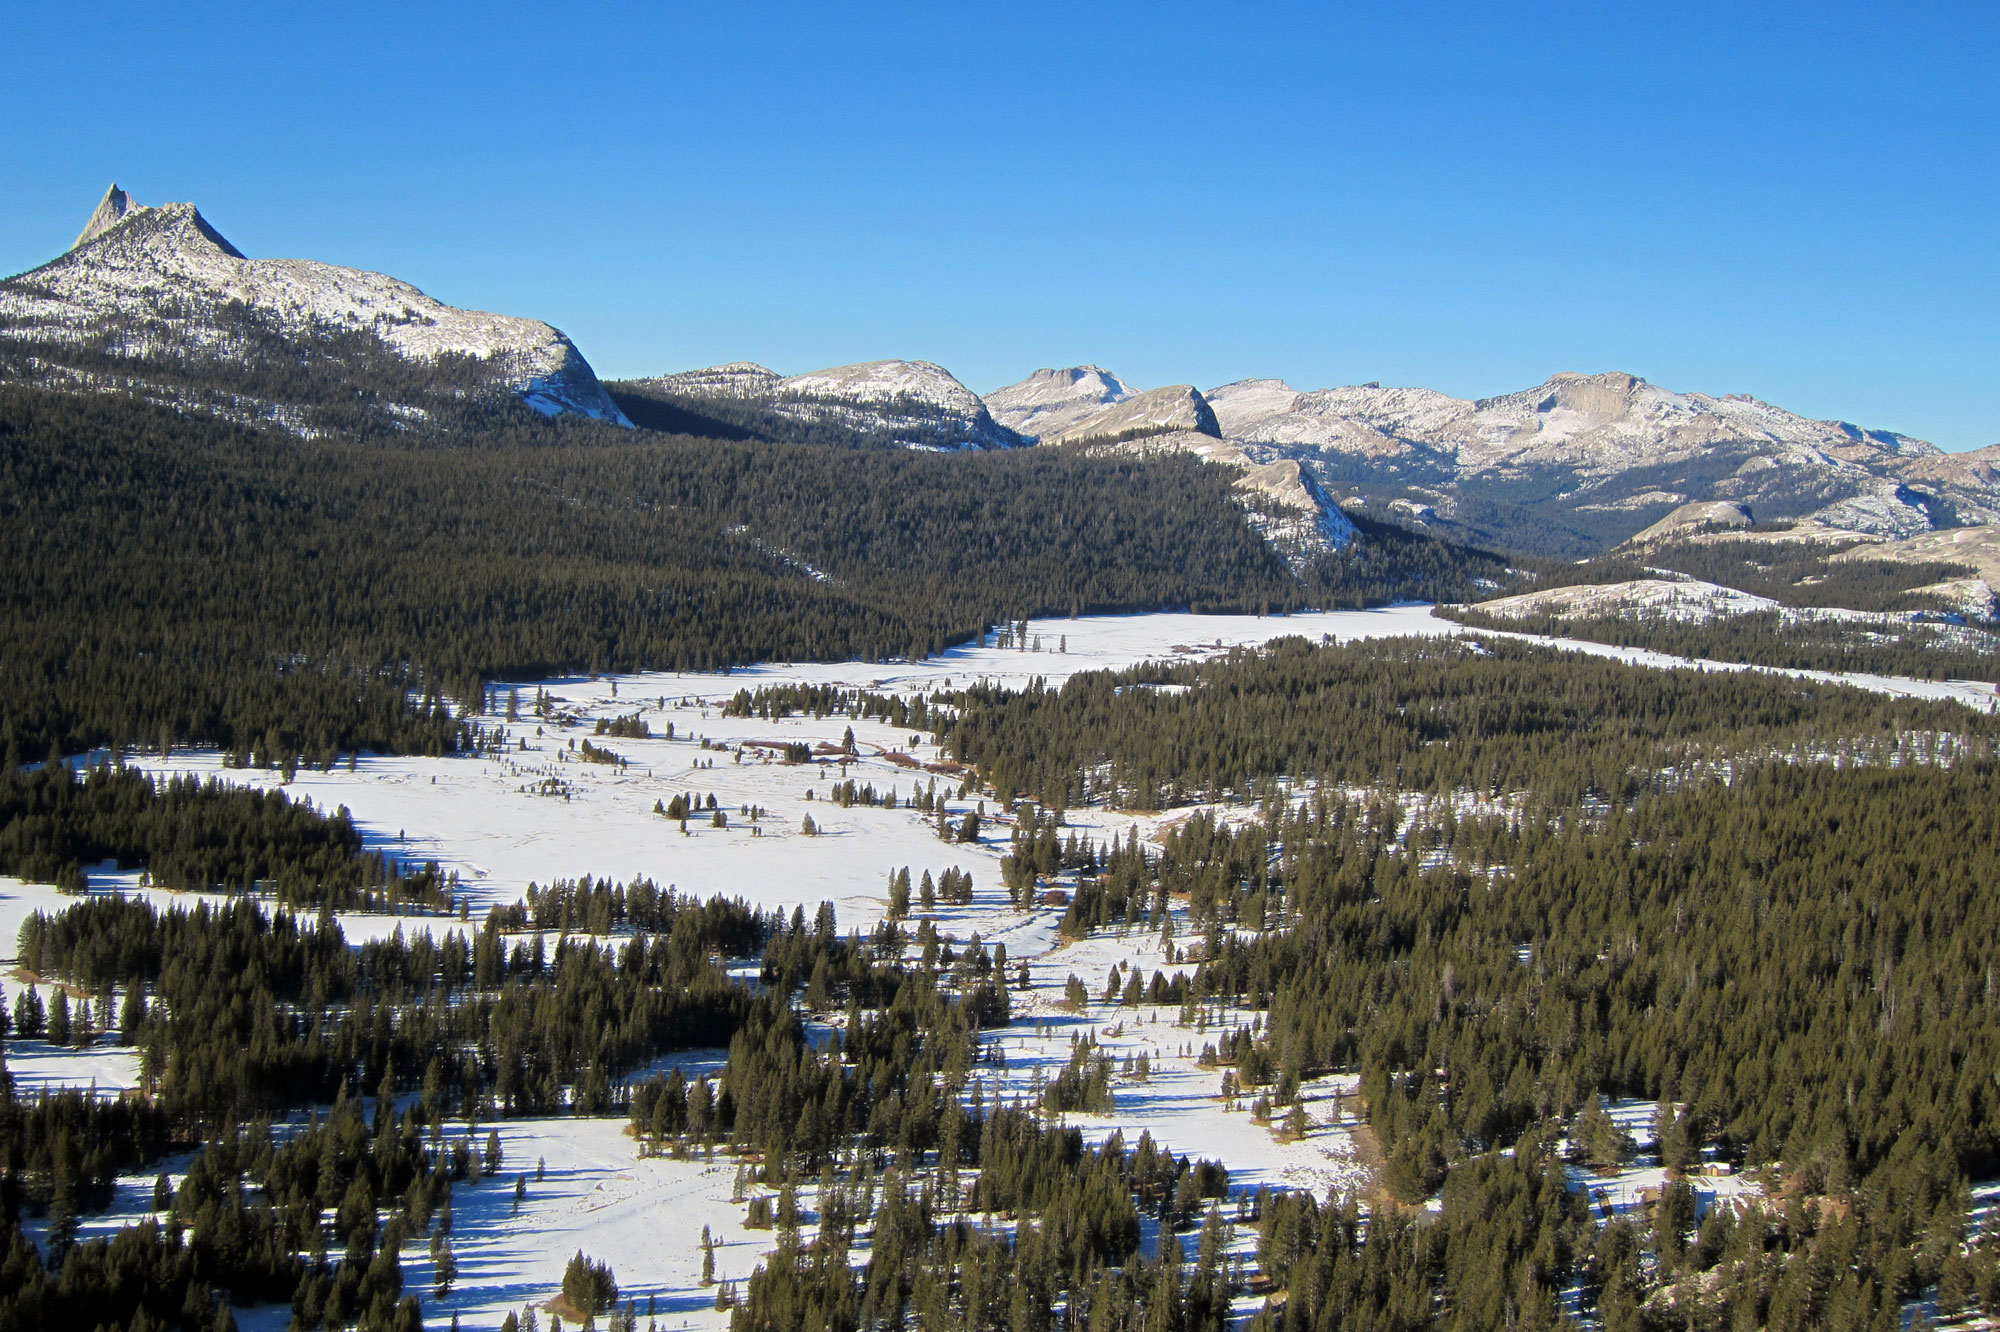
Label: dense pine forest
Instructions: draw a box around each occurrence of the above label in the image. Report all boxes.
[924,634,2000,809]
[1438,604,2000,683]
[0,384,1498,768]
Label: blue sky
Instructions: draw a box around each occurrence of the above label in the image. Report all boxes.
[5,1,1994,447]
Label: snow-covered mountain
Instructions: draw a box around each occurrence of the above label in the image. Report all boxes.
[0,184,629,432]
[627,358,1018,450]
[17,186,1987,561]
[1203,369,2000,547]
[1008,366,2000,555]
[983,365,1131,440]
[1210,370,1940,477]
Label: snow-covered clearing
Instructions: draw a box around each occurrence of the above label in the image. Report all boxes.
[1560,1100,1764,1229]
[7,610,1426,1323]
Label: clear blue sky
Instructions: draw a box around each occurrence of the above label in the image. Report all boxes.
[5,1,1995,447]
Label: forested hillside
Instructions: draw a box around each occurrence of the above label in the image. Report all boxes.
[0,385,1313,764]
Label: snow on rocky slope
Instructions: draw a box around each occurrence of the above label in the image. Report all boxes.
[1472,578,1783,623]
[982,364,1132,440]
[1213,371,1939,478]
[631,358,1019,449]
[1204,369,1998,544]
[1625,500,1756,546]
[0,184,629,428]
[1044,383,1221,446]
[1472,570,1999,627]
[780,359,1001,424]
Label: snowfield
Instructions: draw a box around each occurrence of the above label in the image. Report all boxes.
[2,609,1432,1324]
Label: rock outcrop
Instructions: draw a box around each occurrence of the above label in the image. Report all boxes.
[1626,500,1755,546]
[1045,384,1220,447]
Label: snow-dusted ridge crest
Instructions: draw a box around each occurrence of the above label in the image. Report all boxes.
[987,366,2000,550]
[633,358,1019,450]
[983,364,1132,441]
[0,184,630,427]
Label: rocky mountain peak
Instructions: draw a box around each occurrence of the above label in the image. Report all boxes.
[72,183,138,250]
[3,185,625,428]
[779,360,985,413]
[1534,370,1646,419]
[983,365,1132,440]
[67,187,246,261]
[628,359,1018,450]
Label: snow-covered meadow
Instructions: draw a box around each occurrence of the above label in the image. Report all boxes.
[6,609,1425,1325]
[14,602,1993,1323]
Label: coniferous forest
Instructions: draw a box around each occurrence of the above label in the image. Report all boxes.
[0,383,1504,767]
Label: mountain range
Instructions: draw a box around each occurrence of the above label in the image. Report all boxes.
[5,185,1996,560]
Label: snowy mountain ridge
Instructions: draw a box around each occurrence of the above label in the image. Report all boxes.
[0,185,629,428]
[629,358,1018,450]
[994,365,2000,553]
[1205,369,1944,476]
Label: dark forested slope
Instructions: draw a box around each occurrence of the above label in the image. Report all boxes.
[0,385,1310,762]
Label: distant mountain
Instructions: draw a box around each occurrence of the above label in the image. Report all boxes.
[976,370,1354,569]
[20,185,1984,565]
[982,366,2000,557]
[0,184,628,433]
[1201,369,1997,554]
[621,358,1018,450]
[983,365,1131,440]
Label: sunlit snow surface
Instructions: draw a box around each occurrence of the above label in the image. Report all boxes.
[11,605,1997,1325]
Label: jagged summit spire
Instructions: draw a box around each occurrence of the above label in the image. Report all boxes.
[66,184,245,260]
[72,183,137,250]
